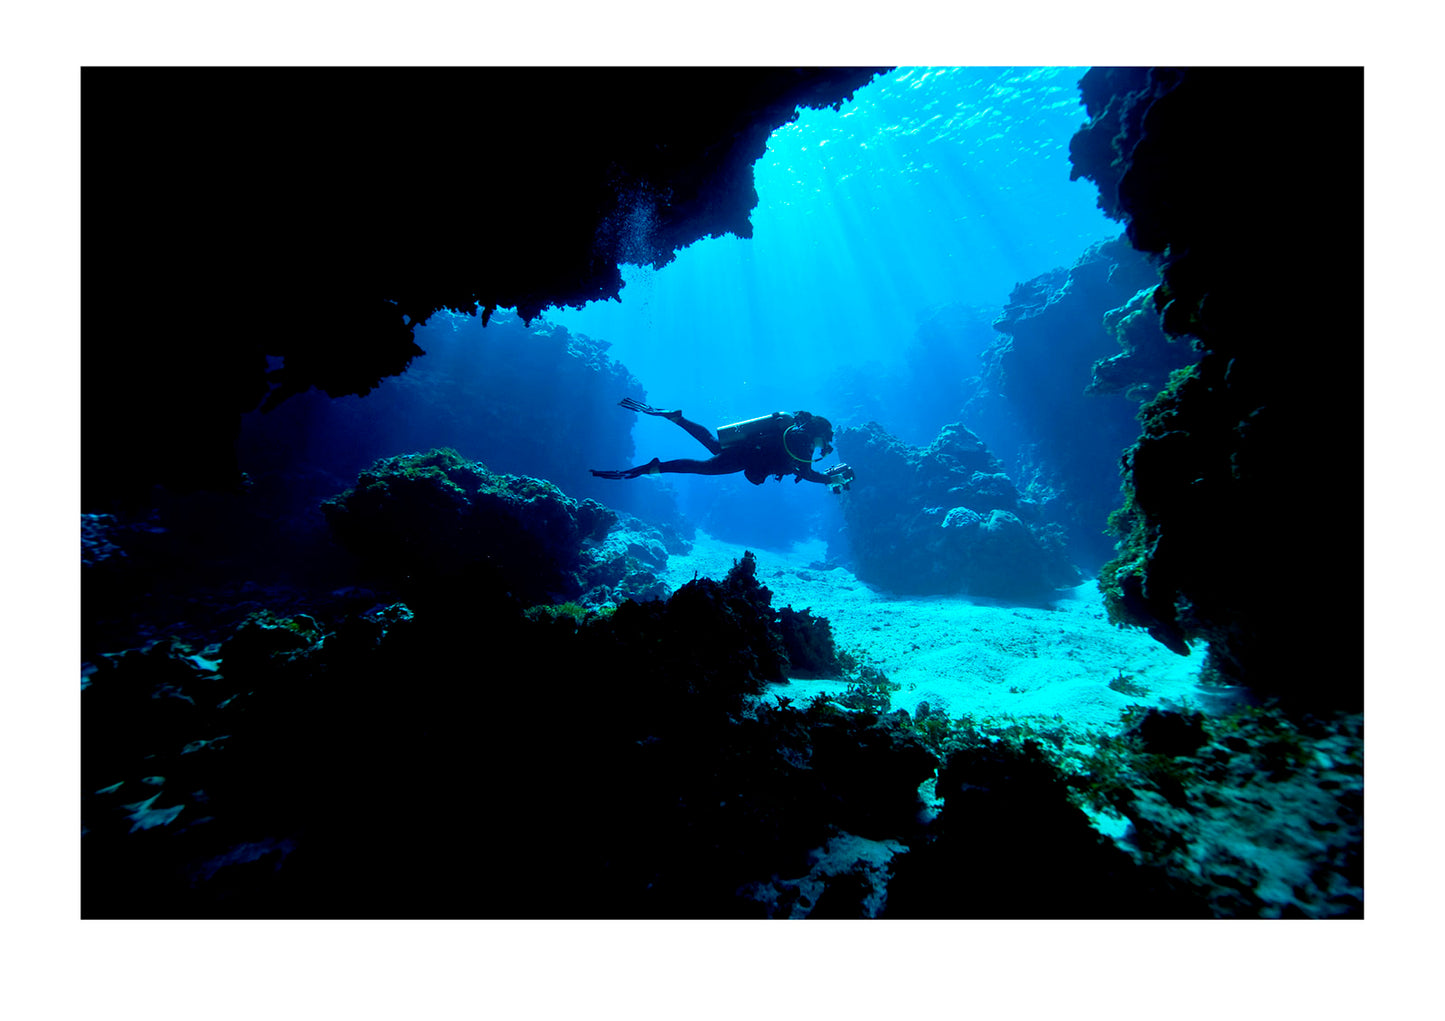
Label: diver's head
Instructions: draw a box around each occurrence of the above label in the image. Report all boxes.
[791,411,835,459]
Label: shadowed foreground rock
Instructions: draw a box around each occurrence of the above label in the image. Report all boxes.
[1068,66,1363,710]
[85,505,1358,919]
[80,553,917,919]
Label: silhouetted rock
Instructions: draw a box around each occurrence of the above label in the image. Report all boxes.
[777,606,845,679]
[83,68,886,507]
[80,544,919,919]
[884,736,1208,918]
[1123,707,1208,758]
[1069,67,1363,709]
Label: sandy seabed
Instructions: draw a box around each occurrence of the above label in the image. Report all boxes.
[663,532,1218,734]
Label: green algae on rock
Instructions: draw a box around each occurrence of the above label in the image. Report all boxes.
[320,447,618,606]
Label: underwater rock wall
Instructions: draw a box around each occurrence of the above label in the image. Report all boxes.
[1068,67,1363,707]
[820,241,1193,575]
[236,310,685,529]
[833,421,1080,599]
[974,237,1196,570]
[82,68,885,507]
[85,315,677,658]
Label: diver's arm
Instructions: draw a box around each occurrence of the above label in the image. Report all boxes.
[800,463,855,492]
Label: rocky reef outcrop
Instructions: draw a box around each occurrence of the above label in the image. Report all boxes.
[1068,67,1363,708]
[79,551,892,920]
[319,447,684,609]
[881,703,1361,918]
[83,492,1359,919]
[833,421,1080,599]
[970,237,1196,569]
[83,68,886,508]
[821,241,1194,575]
[235,310,684,530]
[88,568,1358,919]
[884,729,1206,918]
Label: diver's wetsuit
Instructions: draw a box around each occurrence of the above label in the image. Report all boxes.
[591,401,834,485]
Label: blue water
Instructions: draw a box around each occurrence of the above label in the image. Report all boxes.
[534,66,1120,540]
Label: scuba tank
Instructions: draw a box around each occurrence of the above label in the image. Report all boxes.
[718,411,828,465]
[717,412,793,450]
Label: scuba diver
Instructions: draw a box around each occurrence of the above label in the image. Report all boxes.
[591,398,856,492]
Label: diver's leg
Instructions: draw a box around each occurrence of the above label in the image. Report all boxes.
[591,451,744,480]
[654,456,741,476]
[618,397,721,454]
[668,416,723,455]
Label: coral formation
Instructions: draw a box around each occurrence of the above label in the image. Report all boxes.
[1068,67,1363,709]
[833,421,1080,599]
[878,703,1361,918]
[884,726,1206,918]
[777,606,845,679]
[575,511,690,607]
[1069,706,1364,917]
[590,550,846,693]
[319,448,622,607]
[972,237,1195,569]
[81,549,906,918]
[1090,283,1193,400]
